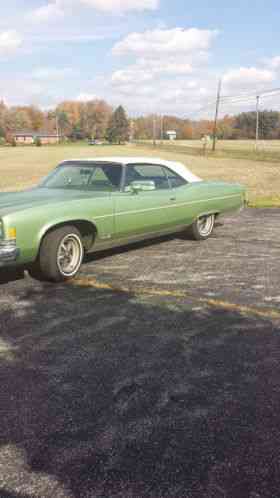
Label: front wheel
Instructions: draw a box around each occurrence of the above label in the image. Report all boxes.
[187,214,215,240]
[30,226,84,282]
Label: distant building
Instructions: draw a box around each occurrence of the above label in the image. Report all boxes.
[166,130,177,141]
[13,130,62,145]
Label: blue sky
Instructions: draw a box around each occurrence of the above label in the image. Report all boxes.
[0,0,280,116]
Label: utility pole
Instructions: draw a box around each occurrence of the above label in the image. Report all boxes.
[160,114,164,143]
[255,95,260,151]
[55,113,60,143]
[129,119,134,142]
[212,78,222,152]
[153,115,156,146]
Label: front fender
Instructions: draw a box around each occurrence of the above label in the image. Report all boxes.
[37,217,98,247]
[31,216,103,261]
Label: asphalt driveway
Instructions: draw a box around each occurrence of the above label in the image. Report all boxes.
[0,208,280,498]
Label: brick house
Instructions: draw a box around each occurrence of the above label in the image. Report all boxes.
[13,130,62,145]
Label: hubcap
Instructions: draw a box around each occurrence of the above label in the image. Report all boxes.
[197,215,214,236]
[57,234,83,276]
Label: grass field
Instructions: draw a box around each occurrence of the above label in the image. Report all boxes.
[140,139,280,164]
[0,142,280,206]
[171,139,280,151]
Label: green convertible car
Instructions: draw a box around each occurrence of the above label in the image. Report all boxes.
[0,157,246,282]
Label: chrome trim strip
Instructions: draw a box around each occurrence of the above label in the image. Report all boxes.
[92,194,241,220]
[92,223,187,252]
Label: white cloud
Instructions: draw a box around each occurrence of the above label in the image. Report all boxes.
[154,61,193,75]
[111,60,193,86]
[76,92,98,101]
[141,58,193,75]
[223,67,275,91]
[112,68,153,85]
[28,0,159,22]
[0,67,72,108]
[28,2,64,22]
[112,27,218,57]
[0,79,58,107]
[32,67,74,80]
[112,83,154,97]
[267,56,280,69]
[0,30,23,56]
[81,0,159,12]
[108,27,218,115]
[107,75,215,116]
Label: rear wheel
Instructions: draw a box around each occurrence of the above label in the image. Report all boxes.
[187,214,215,240]
[29,226,84,282]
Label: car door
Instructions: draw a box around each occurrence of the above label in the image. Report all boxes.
[163,167,195,226]
[113,163,176,241]
[164,168,217,227]
[85,162,121,243]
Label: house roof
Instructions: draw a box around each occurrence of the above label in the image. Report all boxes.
[13,130,61,137]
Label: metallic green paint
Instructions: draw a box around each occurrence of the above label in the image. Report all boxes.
[0,171,246,269]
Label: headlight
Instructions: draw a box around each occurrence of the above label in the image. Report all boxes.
[0,222,17,240]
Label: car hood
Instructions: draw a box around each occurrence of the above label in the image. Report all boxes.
[0,188,109,217]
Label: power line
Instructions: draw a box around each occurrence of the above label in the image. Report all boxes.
[188,85,280,119]
[220,87,280,101]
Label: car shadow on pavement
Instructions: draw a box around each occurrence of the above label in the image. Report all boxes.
[83,233,181,265]
[0,267,25,285]
[1,282,280,498]
[0,489,32,498]
[0,233,190,286]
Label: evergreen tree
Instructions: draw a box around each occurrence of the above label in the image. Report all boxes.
[57,111,70,135]
[106,106,129,144]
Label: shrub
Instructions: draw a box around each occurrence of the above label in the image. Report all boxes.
[11,138,17,147]
[34,136,42,146]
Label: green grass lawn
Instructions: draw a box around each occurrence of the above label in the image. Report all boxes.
[0,142,279,207]
[139,140,280,163]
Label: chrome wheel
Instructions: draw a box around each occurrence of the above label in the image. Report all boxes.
[57,233,83,277]
[197,215,215,237]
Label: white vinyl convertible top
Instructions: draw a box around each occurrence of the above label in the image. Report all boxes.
[64,157,202,183]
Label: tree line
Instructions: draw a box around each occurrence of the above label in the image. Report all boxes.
[133,111,280,140]
[0,100,130,144]
[0,98,280,144]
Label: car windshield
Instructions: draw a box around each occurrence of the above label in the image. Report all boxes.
[40,162,122,191]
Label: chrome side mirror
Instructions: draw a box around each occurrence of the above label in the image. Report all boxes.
[129,180,156,193]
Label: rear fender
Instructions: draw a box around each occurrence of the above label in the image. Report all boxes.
[194,210,220,220]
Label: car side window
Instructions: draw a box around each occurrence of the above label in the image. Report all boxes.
[166,168,187,188]
[124,164,170,190]
[89,165,122,190]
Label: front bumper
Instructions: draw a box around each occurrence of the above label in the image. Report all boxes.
[0,240,20,266]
